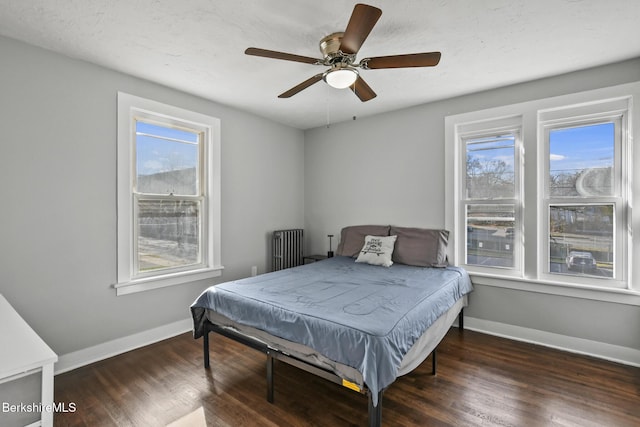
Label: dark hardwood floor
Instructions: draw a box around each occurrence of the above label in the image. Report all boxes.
[53,329,640,426]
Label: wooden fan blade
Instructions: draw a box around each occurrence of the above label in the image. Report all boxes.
[278,74,324,98]
[245,47,321,65]
[363,52,442,69]
[339,4,382,55]
[350,76,377,102]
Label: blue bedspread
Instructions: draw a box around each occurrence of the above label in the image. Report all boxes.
[191,256,472,405]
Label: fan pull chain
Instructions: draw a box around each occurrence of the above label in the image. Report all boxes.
[325,86,331,128]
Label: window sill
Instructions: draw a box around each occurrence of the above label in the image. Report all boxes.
[469,272,640,306]
[114,266,224,296]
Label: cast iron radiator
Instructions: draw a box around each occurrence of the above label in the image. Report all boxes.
[272,229,304,271]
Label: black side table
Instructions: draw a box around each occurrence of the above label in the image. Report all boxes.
[303,254,328,264]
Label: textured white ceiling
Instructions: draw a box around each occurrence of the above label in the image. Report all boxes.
[1,0,639,129]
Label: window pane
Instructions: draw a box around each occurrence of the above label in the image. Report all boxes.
[137,199,201,273]
[136,121,199,195]
[466,204,515,268]
[465,134,515,199]
[549,205,613,278]
[549,123,614,197]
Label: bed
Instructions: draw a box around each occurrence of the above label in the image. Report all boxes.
[191,225,473,426]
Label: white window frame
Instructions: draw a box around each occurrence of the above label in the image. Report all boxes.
[445,82,640,305]
[538,100,630,289]
[115,92,222,295]
[456,116,524,278]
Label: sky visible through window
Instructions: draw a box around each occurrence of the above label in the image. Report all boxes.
[466,123,614,191]
[136,121,198,176]
[549,122,614,176]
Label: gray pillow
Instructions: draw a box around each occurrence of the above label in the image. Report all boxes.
[390,226,449,267]
[336,225,391,257]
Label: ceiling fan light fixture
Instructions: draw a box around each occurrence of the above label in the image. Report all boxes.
[323,67,358,89]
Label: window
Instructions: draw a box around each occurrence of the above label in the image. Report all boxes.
[539,104,628,288]
[445,83,638,297]
[115,93,222,295]
[464,130,520,271]
[452,116,524,278]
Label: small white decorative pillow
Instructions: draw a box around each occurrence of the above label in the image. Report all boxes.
[355,235,397,267]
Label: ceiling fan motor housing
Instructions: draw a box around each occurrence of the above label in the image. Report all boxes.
[319,32,343,57]
[319,32,355,65]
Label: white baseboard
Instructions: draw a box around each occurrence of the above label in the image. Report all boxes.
[55,316,640,376]
[54,318,192,375]
[465,316,640,368]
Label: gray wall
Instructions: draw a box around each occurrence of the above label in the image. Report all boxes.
[304,58,640,352]
[2,31,639,365]
[0,36,305,356]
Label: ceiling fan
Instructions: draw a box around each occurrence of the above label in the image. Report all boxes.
[245,3,441,102]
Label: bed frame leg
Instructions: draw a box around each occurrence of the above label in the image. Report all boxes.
[368,390,383,427]
[432,348,437,375]
[203,329,210,369]
[266,352,274,403]
[459,308,464,330]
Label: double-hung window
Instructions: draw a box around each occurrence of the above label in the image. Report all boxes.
[116,93,222,295]
[538,98,629,288]
[455,116,523,277]
[446,84,637,295]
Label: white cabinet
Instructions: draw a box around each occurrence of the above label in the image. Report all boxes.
[0,294,57,427]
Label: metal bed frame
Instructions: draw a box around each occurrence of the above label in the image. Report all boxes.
[200,308,464,427]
